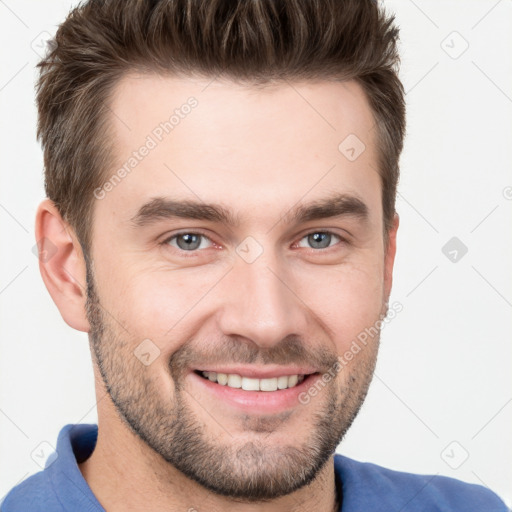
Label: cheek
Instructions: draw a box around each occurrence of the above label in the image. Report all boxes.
[99,264,224,348]
[294,260,385,349]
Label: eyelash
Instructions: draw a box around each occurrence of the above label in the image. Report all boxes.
[160,230,347,256]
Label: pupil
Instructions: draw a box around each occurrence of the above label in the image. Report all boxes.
[178,233,200,250]
[309,232,330,249]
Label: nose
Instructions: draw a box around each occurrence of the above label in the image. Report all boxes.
[215,253,309,349]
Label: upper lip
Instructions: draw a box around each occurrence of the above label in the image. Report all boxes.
[193,365,319,379]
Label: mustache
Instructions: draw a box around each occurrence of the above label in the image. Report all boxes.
[169,335,339,379]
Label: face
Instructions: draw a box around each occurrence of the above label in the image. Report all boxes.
[85,75,396,501]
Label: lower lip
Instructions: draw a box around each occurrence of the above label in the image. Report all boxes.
[188,371,321,414]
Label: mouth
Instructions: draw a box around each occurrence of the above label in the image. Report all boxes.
[189,367,322,414]
[194,370,312,391]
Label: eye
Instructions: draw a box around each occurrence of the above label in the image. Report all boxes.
[163,232,214,252]
[296,231,343,250]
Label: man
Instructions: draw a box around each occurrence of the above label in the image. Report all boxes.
[1,0,507,510]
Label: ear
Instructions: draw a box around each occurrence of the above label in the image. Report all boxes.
[35,199,90,332]
[383,213,399,301]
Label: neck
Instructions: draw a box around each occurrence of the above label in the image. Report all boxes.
[79,406,339,512]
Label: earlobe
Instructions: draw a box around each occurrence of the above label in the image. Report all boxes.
[384,213,399,300]
[35,199,91,332]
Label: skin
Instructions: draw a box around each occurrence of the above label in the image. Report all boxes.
[36,75,398,512]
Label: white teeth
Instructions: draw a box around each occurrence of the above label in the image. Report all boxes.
[260,377,278,391]
[227,374,242,388]
[241,377,260,391]
[288,375,298,387]
[277,375,289,389]
[217,372,228,385]
[200,371,306,391]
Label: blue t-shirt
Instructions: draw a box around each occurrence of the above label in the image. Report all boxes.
[1,424,508,511]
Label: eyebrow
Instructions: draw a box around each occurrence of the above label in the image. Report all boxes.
[130,193,369,228]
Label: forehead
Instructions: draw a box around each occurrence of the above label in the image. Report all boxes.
[101,74,381,227]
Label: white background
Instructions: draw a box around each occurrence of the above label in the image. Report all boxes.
[0,0,511,506]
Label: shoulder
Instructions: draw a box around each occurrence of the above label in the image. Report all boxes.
[1,424,100,512]
[1,470,63,512]
[334,454,508,511]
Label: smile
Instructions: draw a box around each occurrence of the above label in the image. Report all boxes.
[197,371,308,391]
[189,368,323,413]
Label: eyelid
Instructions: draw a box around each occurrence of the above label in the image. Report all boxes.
[160,228,348,257]
[293,230,346,250]
[160,230,217,251]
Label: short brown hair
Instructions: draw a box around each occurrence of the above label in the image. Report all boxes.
[36,0,405,253]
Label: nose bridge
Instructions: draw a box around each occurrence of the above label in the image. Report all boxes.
[216,249,306,348]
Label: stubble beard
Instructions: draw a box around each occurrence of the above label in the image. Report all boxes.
[84,263,381,502]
